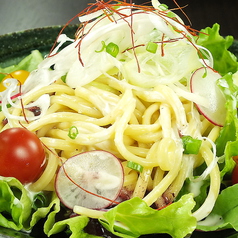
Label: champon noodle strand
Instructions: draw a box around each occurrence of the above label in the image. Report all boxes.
[0,0,238,237]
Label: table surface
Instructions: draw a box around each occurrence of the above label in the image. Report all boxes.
[0,0,238,38]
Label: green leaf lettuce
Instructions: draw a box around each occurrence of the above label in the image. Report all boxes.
[99,194,196,238]
[196,23,238,75]
[197,184,238,231]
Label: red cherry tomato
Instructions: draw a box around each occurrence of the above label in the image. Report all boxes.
[0,127,45,184]
[232,164,238,184]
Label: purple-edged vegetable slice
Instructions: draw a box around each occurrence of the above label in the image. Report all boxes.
[190,67,227,126]
[55,150,124,210]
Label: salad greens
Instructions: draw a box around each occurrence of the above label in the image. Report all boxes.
[196,23,238,76]
[0,174,196,238]
[182,135,202,154]
[215,73,238,178]
[197,184,238,231]
[0,50,43,82]
[0,8,238,238]
[99,195,196,238]
[0,176,92,238]
[0,176,55,231]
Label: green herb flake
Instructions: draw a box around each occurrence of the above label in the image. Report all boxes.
[182,135,202,155]
[202,67,208,78]
[127,161,143,173]
[166,11,177,19]
[0,103,11,112]
[146,42,158,54]
[106,42,119,57]
[159,4,169,11]
[95,41,107,53]
[68,126,79,139]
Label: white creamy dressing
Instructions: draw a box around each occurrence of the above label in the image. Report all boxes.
[189,180,204,197]
[198,214,224,227]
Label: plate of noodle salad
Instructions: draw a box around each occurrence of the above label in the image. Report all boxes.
[1,0,238,237]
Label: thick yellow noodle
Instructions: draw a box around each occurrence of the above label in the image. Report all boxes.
[1,72,221,221]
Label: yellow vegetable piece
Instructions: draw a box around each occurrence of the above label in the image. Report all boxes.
[0,70,30,92]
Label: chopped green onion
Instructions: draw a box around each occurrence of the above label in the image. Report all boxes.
[182,135,202,155]
[146,42,158,54]
[159,4,169,11]
[106,42,119,57]
[166,11,177,19]
[96,41,119,57]
[0,103,11,111]
[68,126,79,139]
[95,41,106,53]
[127,161,143,173]
[202,67,208,78]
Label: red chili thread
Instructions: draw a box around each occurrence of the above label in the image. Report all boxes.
[48,1,206,69]
[18,81,29,124]
[156,202,173,210]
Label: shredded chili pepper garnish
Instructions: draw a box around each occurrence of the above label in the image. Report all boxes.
[48,0,207,71]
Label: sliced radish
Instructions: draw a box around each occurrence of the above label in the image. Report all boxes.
[190,67,227,126]
[55,150,124,210]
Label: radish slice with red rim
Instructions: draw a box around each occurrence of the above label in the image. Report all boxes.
[55,150,124,210]
[190,67,227,127]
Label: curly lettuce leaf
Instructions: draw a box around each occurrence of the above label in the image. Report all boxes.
[0,177,96,237]
[176,176,210,214]
[196,23,238,75]
[0,176,52,230]
[99,195,196,238]
[197,184,238,231]
[216,73,238,154]
[43,193,96,238]
[0,50,43,81]
[0,176,58,232]
[215,73,238,178]
[0,177,32,231]
[29,192,59,230]
[46,215,96,238]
